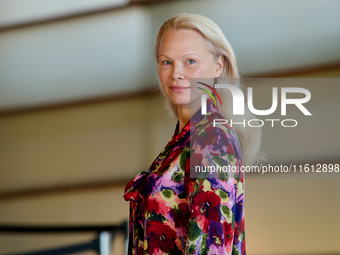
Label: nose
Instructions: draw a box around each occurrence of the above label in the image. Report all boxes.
[172,63,185,80]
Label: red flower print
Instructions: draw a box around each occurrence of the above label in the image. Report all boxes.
[198,126,218,148]
[223,221,234,245]
[227,142,235,154]
[147,197,159,213]
[170,202,189,229]
[191,191,221,231]
[191,152,203,167]
[147,221,177,253]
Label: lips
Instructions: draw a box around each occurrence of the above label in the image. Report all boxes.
[169,86,190,92]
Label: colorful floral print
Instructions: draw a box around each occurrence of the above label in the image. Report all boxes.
[124,100,245,255]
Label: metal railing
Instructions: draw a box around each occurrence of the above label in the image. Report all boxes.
[0,221,128,255]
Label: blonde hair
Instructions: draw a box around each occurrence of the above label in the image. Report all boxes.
[155,13,262,166]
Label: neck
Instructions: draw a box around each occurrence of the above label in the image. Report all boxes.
[177,105,190,132]
[177,99,202,132]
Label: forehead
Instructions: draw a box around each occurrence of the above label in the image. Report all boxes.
[159,29,208,55]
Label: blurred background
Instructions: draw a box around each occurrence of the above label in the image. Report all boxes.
[0,0,339,254]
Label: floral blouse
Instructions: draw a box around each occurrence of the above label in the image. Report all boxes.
[124,100,245,255]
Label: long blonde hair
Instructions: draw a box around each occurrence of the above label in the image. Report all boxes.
[155,13,262,166]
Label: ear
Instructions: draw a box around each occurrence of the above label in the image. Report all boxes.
[215,55,224,77]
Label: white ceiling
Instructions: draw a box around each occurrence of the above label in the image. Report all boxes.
[0,0,339,110]
[0,0,129,26]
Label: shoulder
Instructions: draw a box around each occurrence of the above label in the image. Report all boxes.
[192,114,242,159]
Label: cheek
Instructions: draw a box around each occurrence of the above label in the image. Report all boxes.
[202,64,216,77]
[158,72,165,87]
[158,68,168,83]
[190,65,215,78]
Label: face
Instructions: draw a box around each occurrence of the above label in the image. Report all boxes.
[158,29,223,107]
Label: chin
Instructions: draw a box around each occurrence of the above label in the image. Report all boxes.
[170,101,191,107]
[167,96,190,105]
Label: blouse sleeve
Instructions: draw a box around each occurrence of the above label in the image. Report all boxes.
[185,125,245,255]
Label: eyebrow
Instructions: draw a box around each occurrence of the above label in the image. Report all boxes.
[159,54,170,59]
[159,53,200,59]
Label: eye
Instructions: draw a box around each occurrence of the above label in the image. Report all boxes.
[187,59,195,64]
[162,60,171,65]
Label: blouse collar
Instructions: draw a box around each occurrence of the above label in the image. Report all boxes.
[124,98,218,202]
[191,98,219,124]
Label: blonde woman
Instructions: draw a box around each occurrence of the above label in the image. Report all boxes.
[124,13,261,255]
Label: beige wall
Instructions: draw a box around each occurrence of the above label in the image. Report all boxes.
[0,96,174,192]
[0,94,175,254]
[0,69,340,254]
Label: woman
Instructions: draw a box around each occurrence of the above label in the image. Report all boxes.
[124,13,261,255]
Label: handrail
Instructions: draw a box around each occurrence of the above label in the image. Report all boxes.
[0,221,128,255]
[0,222,127,233]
